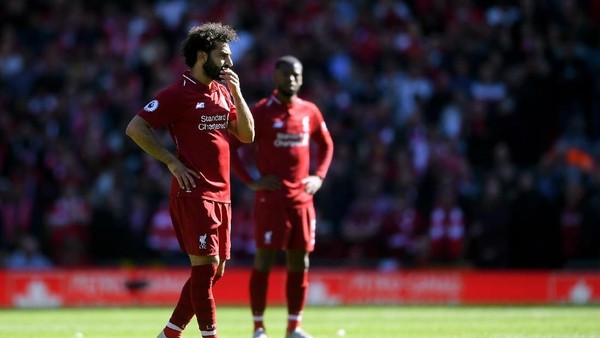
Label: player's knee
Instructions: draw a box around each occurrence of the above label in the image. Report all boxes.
[189,254,219,266]
[288,261,309,272]
[286,250,309,271]
[254,250,276,272]
[253,259,272,272]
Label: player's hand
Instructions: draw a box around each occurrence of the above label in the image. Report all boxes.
[249,175,281,192]
[167,160,200,192]
[220,67,241,95]
[302,175,323,195]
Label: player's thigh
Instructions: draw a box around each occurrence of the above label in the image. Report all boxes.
[254,203,290,250]
[170,197,230,257]
[286,249,309,271]
[218,202,231,260]
[287,203,316,252]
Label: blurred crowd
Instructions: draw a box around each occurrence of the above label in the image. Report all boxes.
[1,0,599,270]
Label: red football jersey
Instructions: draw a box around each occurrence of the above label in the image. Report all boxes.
[234,92,333,206]
[137,71,237,202]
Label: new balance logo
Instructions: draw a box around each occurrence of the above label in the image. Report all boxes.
[199,234,207,249]
[196,102,205,109]
[264,231,272,245]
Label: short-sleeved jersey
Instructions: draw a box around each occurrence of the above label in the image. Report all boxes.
[251,92,333,206]
[137,71,237,202]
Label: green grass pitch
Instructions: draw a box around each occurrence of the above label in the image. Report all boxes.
[2,305,599,338]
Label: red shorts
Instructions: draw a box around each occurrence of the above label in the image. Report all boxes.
[254,201,316,252]
[169,196,231,259]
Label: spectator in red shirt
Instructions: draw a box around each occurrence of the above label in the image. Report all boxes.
[381,192,427,267]
[45,181,91,267]
[427,184,467,264]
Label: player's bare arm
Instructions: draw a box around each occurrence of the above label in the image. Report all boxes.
[223,67,255,143]
[126,115,200,191]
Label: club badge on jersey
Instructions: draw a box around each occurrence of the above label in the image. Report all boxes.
[144,100,159,112]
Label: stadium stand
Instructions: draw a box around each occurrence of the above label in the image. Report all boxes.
[1,0,599,270]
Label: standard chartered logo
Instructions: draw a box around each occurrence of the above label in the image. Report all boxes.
[198,114,228,131]
[274,132,309,147]
[273,116,310,147]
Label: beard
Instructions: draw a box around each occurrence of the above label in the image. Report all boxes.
[277,85,296,98]
[203,55,223,80]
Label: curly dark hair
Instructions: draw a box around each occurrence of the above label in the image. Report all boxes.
[181,22,238,68]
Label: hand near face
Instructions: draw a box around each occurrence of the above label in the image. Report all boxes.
[220,68,242,96]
